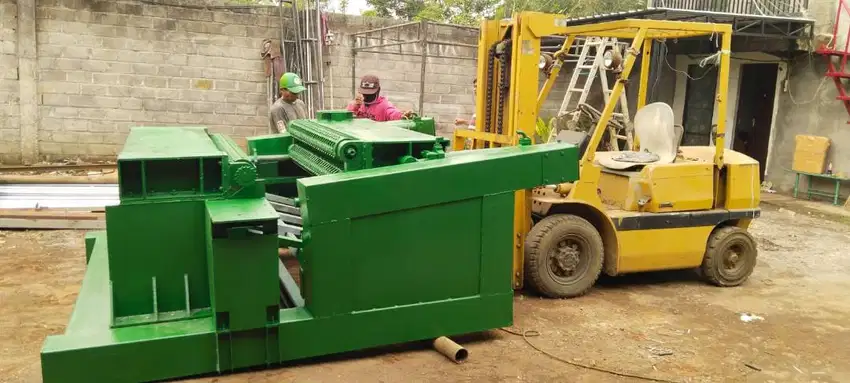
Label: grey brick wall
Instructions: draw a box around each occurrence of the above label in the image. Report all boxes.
[0,0,19,163]
[325,15,479,136]
[32,0,277,159]
[1,1,613,163]
[325,14,575,137]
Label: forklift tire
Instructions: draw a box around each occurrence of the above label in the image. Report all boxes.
[701,226,758,287]
[524,214,604,298]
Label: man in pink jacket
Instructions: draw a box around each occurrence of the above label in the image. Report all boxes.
[347,75,411,121]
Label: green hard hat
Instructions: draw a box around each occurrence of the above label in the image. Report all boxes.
[279,72,306,94]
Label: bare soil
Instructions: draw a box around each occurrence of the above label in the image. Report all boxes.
[2,205,849,383]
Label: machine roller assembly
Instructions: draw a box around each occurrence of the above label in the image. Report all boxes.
[40,110,579,382]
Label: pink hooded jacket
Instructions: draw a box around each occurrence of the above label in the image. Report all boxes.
[346,96,404,122]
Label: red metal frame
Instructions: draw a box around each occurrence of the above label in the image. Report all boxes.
[816,0,850,122]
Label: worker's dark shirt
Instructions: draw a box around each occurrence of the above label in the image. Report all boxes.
[269,98,308,134]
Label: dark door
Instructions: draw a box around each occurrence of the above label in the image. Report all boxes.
[681,64,718,146]
[733,63,778,181]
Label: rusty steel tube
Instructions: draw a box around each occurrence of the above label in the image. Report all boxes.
[433,336,468,363]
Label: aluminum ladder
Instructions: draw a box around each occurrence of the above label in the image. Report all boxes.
[550,37,632,150]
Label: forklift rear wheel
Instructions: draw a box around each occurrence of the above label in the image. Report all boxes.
[525,214,604,298]
[701,226,758,287]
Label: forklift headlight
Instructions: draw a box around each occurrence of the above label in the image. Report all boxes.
[603,49,622,70]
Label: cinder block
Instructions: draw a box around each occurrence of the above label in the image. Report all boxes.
[235,104,257,116]
[88,121,116,132]
[192,102,215,113]
[121,98,143,110]
[213,11,260,26]
[39,81,80,95]
[215,80,238,90]
[51,131,80,143]
[103,109,132,122]
[38,142,63,155]
[92,73,121,84]
[231,126,256,138]
[69,95,121,109]
[40,70,67,82]
[85,144,119,156]
[42,94,69,106]
[101,36,127,50]
[167,7,215,22]
[167,101,192,113]
[223,24,250,38]
[158,65,182,78]
[142,99,168,111]
[177,112,204,124]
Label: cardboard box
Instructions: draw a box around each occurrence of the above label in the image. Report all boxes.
[792,135,830,174]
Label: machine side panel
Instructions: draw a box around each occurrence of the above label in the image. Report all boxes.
[348,198,483,312]
[277,293,512,362]
[480,192,515,295]
[106,201,211,319]
[298,144,578,225]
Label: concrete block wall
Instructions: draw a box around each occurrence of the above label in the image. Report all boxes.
[1,1,633,164]
[766,0,850,195]
[324,14,576,136]
[0,0,19,163]
[324,15,479,136]
[32,0,277,160]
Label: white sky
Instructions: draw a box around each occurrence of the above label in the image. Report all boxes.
[325,0,371,15]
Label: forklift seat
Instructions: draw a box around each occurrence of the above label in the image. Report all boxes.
[596,102,677,170]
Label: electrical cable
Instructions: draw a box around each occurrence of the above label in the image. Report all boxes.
[499,328,682,383]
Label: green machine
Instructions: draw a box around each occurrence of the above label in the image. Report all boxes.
[40,111,579,382]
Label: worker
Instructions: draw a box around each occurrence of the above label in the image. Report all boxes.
[454,78,477,129]
[347,75,410,121]
[455,78,477,149]
[269,72,308,134]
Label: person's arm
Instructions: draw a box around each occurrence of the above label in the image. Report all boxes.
[269,104,289,133]
[382,101,405,121]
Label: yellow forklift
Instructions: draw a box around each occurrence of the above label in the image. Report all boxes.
[453,14,761,298]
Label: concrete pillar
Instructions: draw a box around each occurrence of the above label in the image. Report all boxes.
[17,0,37,164]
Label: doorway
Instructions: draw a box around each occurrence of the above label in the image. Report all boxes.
[733,63,779,181]
[681,64,718,146]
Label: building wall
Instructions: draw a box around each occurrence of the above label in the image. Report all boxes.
[768,0,850,195]
[33,0,276,160]
[663,0,850,196]
[325,15,479,137]
[0,0,19,163]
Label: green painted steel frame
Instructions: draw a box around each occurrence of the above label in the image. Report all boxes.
[41,125,579,383]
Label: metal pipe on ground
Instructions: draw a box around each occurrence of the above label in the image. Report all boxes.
[0,173,118,184]
[432,336,468,363]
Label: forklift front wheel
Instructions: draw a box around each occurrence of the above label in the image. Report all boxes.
[524,214,604,298]
[701,226,758,287]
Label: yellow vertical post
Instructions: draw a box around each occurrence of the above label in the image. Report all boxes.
[536,36,575,115]
[634,38,653,151]
[713,31,731,168]
[506,13,547,289]
[637,38,652,111]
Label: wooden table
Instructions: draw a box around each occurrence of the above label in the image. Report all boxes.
[792,170,850,205]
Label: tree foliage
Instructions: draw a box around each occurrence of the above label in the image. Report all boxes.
[362,0,646,25]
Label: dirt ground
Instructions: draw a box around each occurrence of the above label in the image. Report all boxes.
[1,203,849,383]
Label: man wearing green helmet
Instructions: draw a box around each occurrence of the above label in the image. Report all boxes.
[269,72,308,134]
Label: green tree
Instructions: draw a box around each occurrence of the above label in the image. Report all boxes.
[363,0,645,26]
[496,0,645,18]
[364,0,499,24]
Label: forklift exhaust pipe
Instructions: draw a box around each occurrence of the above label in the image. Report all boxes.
[433,336,468,363]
